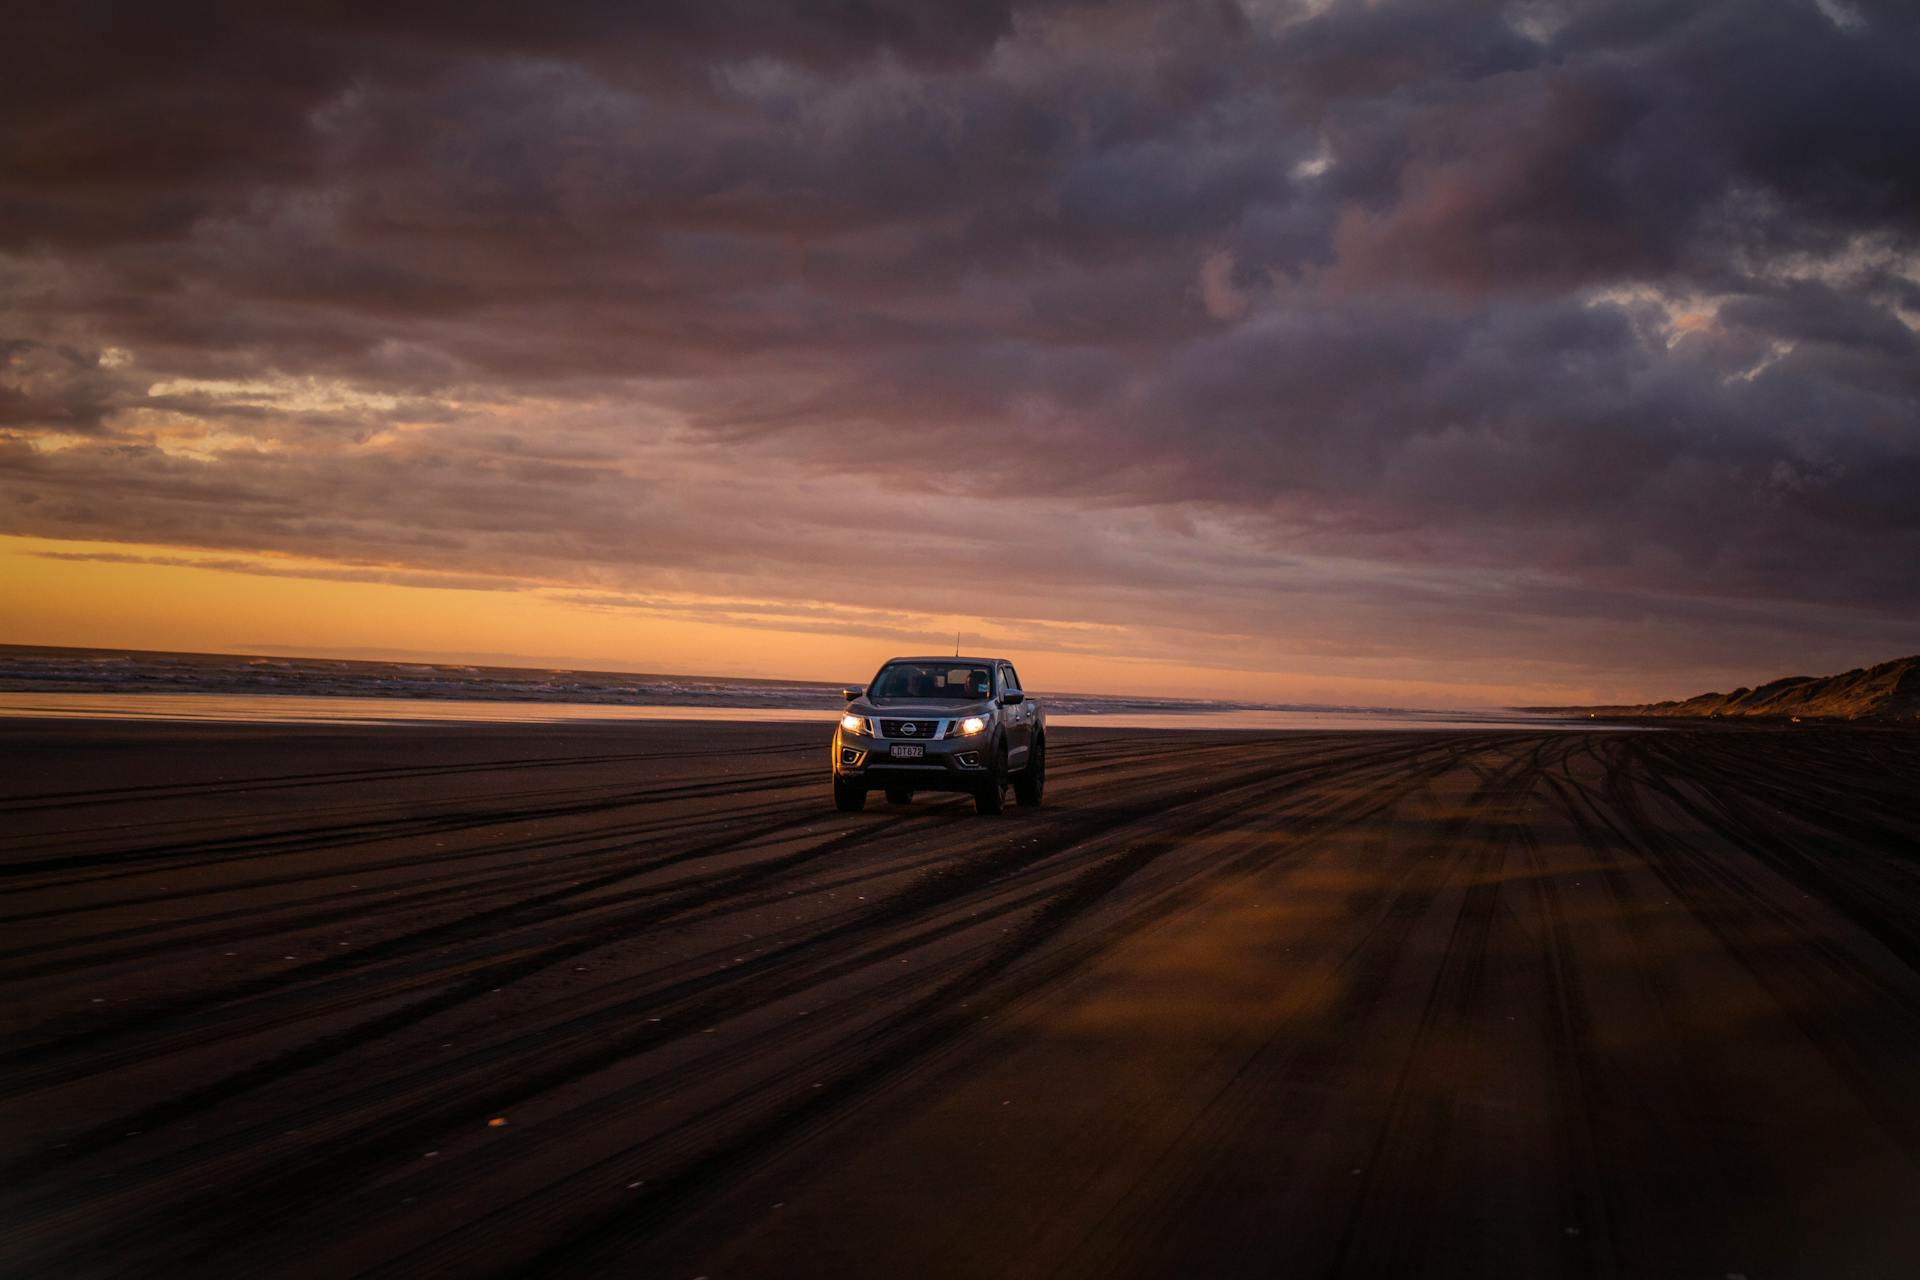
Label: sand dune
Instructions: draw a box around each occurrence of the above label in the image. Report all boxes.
[1545,652,1920,721]
[3,719,1919,1276]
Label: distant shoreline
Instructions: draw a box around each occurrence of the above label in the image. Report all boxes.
[0,642,1481,722]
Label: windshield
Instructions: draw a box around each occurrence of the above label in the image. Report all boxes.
[869,663,993,701]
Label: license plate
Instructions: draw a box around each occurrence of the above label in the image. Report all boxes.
[889,744,925,759]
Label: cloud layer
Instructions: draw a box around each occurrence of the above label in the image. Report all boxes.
[4,0,1918,697]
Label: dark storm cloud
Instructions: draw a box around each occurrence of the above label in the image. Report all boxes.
[4,0,1918,692]
[1,0,1056,244]
[0,340,129,430]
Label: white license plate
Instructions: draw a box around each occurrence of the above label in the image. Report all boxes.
[889,744,925,759]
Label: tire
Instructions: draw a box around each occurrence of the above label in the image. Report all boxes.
[1013,734,1045,807]
[833,775,867,813]
[885,786,912,805]
[974,747,1007,815]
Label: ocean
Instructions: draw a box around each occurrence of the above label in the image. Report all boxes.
[0,645,1576,731]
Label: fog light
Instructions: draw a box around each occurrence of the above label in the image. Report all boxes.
[956,751,980,768]
[840,748,864,767]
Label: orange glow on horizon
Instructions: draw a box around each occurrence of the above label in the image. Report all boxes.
[0,534,1573,707]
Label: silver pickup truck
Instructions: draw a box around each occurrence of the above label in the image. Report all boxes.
[831,656,1046,814]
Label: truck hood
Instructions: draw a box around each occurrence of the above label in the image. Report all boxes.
[855,699,993,718]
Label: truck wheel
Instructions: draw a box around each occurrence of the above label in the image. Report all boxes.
[885,786,912,805]
[833,776,867,813]
[1013,735,1045,807]
[974,748,1007,815]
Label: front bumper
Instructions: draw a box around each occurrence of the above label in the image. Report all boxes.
[833,727,990,790]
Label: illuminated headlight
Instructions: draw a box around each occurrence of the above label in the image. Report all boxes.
[951,714,988,737]
[840,713,870,735]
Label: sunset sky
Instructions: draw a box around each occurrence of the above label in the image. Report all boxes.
[4,1,1917,705]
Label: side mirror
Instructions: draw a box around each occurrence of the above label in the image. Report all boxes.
[842,687,864,701]
[1002,690,1026,705]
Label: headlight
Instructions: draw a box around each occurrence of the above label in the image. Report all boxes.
[840,713,869,734]
[951,714,988,736]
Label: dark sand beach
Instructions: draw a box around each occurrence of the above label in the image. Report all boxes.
[4,719,1919,1278]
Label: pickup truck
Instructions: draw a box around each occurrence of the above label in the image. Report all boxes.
[831,656,1045,815]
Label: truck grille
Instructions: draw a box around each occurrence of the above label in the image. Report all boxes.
[880,719,940,739]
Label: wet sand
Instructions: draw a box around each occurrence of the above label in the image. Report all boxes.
[3,720,1918,1277]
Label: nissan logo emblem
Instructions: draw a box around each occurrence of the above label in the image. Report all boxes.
[900,723,916,735]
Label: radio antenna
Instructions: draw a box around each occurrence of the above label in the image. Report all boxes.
[954,631,960,658]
